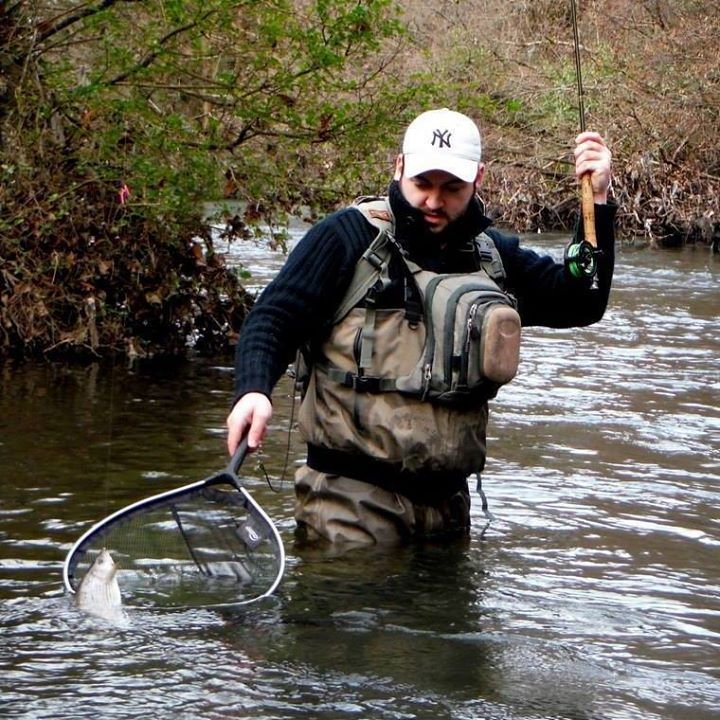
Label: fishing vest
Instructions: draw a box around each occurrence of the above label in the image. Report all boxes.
[297,196,521,476]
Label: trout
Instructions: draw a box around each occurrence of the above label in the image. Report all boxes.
[75,549,125,623]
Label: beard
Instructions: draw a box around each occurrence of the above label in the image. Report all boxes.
[388,180,478,248]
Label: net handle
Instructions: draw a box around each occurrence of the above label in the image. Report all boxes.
[226,436,250,483]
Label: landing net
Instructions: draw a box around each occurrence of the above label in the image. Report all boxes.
[64,477,284,609]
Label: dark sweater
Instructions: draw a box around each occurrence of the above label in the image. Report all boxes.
[233,182,616,402]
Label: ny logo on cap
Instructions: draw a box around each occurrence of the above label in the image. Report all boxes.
[431,128,452,149]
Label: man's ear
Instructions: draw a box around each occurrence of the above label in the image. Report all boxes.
[473,163,486,189]
[393,154,404,181]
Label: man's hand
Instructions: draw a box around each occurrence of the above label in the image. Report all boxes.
[574,132,612,204]
[226,392,273,455]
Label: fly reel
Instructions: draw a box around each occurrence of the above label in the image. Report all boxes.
[564,239,599,280]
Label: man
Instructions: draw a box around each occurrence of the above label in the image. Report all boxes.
[226,108,615,545]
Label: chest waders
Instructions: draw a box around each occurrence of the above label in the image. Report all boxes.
[297,197,521,507]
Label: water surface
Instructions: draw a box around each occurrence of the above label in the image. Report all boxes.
[1,235,718,719]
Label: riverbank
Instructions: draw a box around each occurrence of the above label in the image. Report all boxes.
[2,1,717,362]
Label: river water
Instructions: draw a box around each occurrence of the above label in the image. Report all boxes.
[1,231,718,720]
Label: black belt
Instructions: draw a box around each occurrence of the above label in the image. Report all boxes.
[306,444,468,505]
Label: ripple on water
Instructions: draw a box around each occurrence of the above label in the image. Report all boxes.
[1,239,719,719]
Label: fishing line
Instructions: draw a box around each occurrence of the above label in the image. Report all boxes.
[258,373,297,492]
[172,505,210,576]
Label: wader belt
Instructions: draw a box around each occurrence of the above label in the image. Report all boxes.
[306,445,467,505]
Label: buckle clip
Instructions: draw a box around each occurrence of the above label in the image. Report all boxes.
[349,374,381,393]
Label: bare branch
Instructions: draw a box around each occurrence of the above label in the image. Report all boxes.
[36,0,143,45]
[107,10,218,86]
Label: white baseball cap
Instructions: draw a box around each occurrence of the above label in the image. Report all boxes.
[402,109,482,182]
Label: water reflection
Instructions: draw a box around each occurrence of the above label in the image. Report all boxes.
[251,540,614,719]
[0,239,719,719]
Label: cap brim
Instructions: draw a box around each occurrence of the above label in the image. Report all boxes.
[403,153,479,183]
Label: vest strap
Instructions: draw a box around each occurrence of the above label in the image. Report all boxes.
[326,367,397,393]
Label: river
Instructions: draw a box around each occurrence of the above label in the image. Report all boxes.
[1,230,718,720]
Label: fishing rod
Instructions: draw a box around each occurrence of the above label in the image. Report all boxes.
[564,0,600,280]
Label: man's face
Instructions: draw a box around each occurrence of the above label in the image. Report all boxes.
[396,157,484,234]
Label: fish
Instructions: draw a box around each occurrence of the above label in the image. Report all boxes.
[75,549,126,623]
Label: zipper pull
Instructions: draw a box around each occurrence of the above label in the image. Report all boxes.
[466,302,478,348]
[422,363,432,400]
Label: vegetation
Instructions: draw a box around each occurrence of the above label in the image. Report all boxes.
[1,0,717,359]
[412,0,720,246]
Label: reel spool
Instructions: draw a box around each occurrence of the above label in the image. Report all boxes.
[564,239,599,279]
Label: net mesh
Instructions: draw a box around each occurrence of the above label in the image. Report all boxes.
[66,477,283,609]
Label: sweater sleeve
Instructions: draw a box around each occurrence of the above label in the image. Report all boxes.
[232,208,373,403]
[492,202,617,328]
